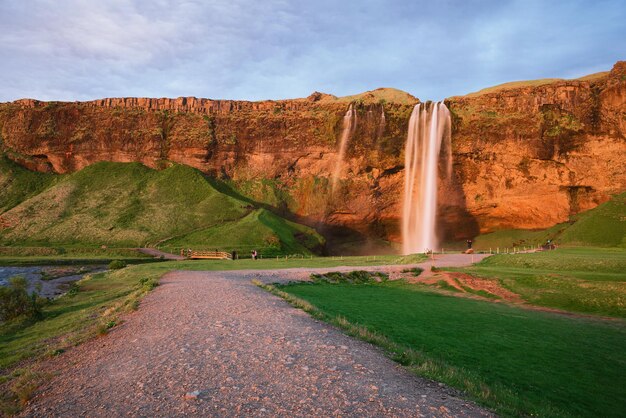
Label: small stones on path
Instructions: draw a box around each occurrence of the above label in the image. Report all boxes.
[184,390,201,400]
[22,268,494,417]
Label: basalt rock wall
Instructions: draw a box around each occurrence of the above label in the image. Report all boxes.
[1,63,625,248]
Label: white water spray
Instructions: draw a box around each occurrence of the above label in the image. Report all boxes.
[331,104,357,193]
[402,102,451,254]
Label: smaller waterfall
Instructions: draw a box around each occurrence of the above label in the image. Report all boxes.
[331,104,357,193]
[402,101,451,254]
[378,106,386,138]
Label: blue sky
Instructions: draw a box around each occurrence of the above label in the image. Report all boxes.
[1,0,624,102]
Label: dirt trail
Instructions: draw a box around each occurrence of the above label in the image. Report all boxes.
[137,247,185,260]
[23,256,494,417]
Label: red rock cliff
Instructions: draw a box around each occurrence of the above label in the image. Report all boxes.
[1,64,625,247]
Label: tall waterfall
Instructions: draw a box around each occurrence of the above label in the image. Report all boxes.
[331,104,357,193]
[402,101,451,254]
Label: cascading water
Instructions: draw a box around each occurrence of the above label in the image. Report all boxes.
[331,104,357,193]
[378,106,386,138]
[402,101,451,254]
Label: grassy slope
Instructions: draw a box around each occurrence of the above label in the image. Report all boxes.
[279,280,626,417]
[162,208,324,256]
[0,268,153,369]
[0,161,323,254]
[331,87,419,104]
[0,155,55,214]
[0,246,152,266]
[474,193,626,249]
[456,247,626,317]
[462,71,608,97]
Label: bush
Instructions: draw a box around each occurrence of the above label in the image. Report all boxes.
[0,276,45,321]
[310,271,388,284]
[401,267,424,277]
[108,260,127,270]
[139,277,158,290]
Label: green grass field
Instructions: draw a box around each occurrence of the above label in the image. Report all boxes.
[276,280,626,417]
[455,247,626,317]
[0,246,153,266]
[0,159,323,254]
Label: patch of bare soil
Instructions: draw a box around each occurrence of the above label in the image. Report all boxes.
[447,272,523,302]
[415,272,523,303]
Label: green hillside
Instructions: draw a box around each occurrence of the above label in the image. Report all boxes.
[0,154,55,213]
[474,193,626,249]
[0,160,324,254]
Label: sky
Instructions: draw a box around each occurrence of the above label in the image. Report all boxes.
[1,0,625,102]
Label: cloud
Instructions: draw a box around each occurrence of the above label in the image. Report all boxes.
[0,0,625,102]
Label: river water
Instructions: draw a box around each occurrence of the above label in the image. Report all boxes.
[0,265,107,298]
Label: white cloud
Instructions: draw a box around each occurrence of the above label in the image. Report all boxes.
[0,0,624,102]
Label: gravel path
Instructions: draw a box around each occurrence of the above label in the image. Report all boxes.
[137,247,186,260]
[23,257,494,417]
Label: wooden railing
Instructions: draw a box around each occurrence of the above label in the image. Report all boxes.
[181,250,232,260]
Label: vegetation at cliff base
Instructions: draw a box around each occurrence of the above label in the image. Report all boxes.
[474,192,626,249]
[0,154,55,213]
[0,160,323,255]
[274,279,626,417]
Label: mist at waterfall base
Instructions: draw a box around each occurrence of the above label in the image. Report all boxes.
[402,102,452,255]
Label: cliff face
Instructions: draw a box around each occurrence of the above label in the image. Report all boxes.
[1,64,625,249]
[445,61,626,236]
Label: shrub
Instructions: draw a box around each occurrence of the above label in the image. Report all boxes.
[139,277,158,290]
[0,276,45,321]
[401,267,424,277]
[310,271,388,284]
[108,260,127,270]
[66,282,80,297]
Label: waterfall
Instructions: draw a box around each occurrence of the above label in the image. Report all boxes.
[402,101,451,254]
[378,106,386,138]
[331,104,357,193]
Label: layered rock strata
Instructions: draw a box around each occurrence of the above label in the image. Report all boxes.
[1,63,625,247]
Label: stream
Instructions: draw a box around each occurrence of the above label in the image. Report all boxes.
[0,265,107,298]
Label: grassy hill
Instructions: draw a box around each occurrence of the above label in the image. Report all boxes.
[331,87,419,104]
[462,71,609,97]
[0,160,324,255]
[0,154,55,213]
[474,193,626,249]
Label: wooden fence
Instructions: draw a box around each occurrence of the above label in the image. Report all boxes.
[181,250,233,260]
